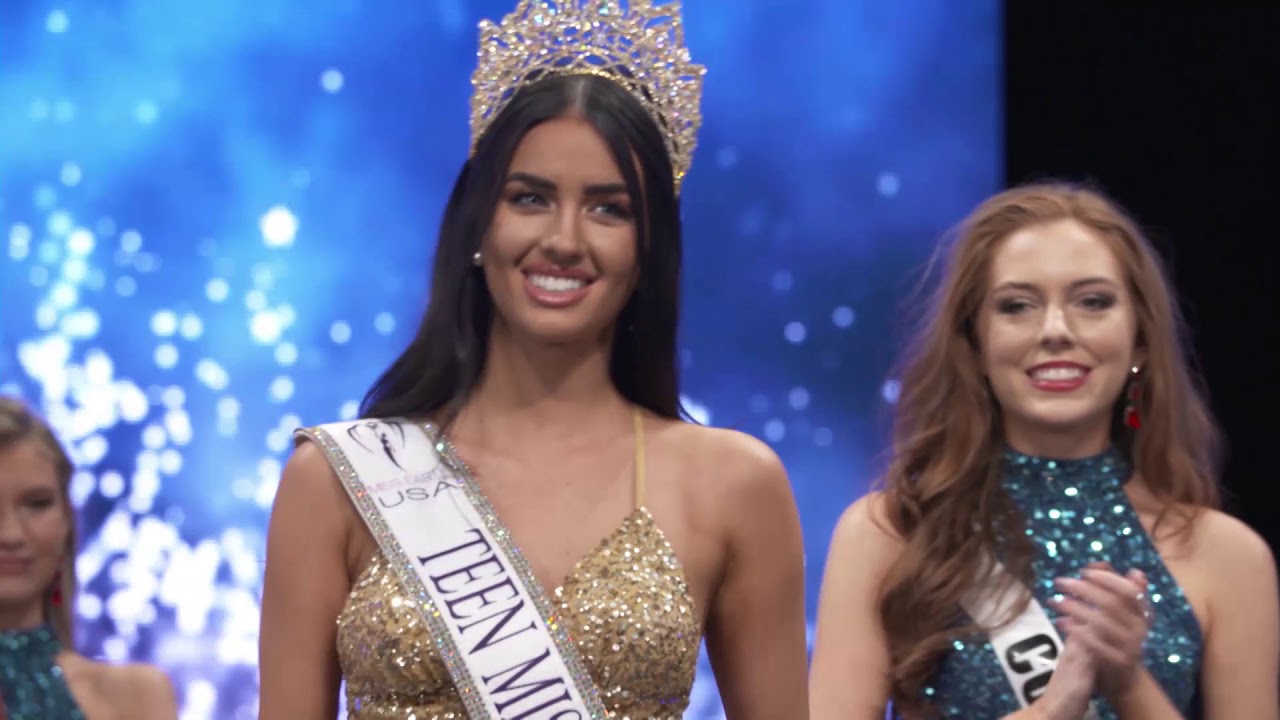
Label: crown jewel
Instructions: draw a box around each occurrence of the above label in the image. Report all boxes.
[470,0,705,193]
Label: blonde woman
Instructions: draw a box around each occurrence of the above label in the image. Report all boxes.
[0,397,177,719]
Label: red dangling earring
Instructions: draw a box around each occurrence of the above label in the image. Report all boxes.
[49,571,63,607]
[1124,366,1142,430]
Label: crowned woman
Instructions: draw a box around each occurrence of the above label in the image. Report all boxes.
[257,2,810,718]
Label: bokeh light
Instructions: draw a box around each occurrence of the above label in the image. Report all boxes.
[0,1,998,717]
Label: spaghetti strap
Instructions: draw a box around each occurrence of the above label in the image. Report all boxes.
[632,407,645,509]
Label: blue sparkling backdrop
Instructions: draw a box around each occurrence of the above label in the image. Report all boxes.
[0,1,999,717]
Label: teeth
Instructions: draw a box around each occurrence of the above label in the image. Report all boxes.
[529,274,586,292]
[1031,367,1085,380]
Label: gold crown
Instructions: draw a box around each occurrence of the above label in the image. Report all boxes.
[469,0,705,193]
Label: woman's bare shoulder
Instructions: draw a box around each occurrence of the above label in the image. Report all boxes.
[61,655,178,719]
[111,662,177,713]
[831,490,906,559]
[658,420,787,491]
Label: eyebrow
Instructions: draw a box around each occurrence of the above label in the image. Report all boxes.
[505,171,628,196]
[17,485,57,498]
[992,276,1120,293]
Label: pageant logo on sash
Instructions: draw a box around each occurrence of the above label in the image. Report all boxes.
[299,419,606,720]
[346,419,409,470]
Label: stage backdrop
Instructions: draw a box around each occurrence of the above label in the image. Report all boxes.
[0,1,1000,717]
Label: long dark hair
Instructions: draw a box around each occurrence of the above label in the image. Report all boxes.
[360,74,684,424]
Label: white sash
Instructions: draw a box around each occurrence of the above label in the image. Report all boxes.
[961,560,1101,719]
[298,418,607,720]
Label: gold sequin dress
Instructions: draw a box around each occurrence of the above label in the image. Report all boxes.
[334,411,701,719]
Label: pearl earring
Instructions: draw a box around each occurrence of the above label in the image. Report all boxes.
[472,251,483,266]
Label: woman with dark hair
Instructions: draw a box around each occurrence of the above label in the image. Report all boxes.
[258,2,808,718]
[0,397,177,720]
[809,182,1278,719]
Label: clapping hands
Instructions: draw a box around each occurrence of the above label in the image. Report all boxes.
[1027,562,1151,719]
[1051,561,1152,700]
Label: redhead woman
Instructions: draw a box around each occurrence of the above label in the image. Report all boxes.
[810,182,1278,719]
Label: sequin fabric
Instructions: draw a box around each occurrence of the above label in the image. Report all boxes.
[916,447,1202,718]
[336,507,700,719]
[0,624,85,720]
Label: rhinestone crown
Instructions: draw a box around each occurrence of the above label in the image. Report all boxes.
[470,0,705,193]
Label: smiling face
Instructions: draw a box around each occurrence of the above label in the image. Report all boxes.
[0,439,70,627]
[977,218,1146,456]
[479,115,641,347]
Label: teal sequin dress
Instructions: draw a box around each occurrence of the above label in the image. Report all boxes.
[913,447,1202,718]
[0,624,85,720]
